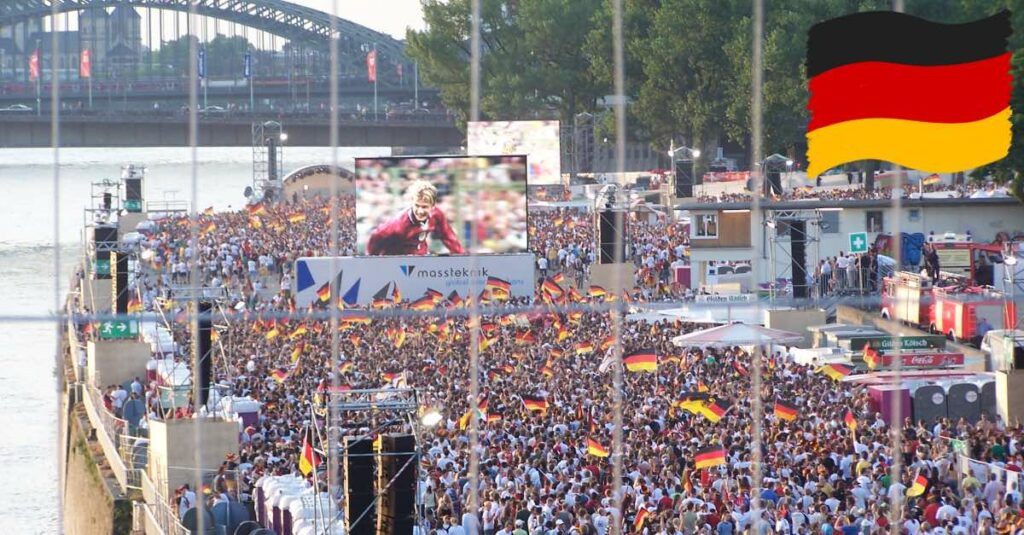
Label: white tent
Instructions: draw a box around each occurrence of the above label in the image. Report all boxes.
[671,322,804,347]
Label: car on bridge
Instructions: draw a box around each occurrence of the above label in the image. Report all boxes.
[0,104,32,113]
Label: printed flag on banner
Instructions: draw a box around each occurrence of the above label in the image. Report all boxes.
[80,49,92,79]
[29,49,39,82]
[366,49,377,82]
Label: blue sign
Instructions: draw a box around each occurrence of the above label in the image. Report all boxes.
[243,52,251,79]
[198,48,206,78]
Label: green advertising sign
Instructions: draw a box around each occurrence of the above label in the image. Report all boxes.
[846,335,947,352]
[124,199,142,213]
[98,319,137,340]
[94,258,111,276]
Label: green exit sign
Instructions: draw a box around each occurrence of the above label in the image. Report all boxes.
[98,320,137,340]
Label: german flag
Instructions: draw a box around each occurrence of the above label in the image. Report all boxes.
[624,350,658,372]
[200,221,217,236]
[392,285,402,304]
[289,325,308,339]
[922,173,941,186]
[486,276,512,296]
[522,395,549,412]
[515,330,536,345]
[410,296,434,311]
[270,368,289,383]
[486,412,502,423]
[478,336,494,352]
[633,508,650,533]
[587,438,610,458]
[552,272,565,285]
[371,283,391,309]
[568,311,583,324]
[774,401,799,422]
[542,365,554,378]
[291,341,305,363]
[127,297,143,313]
[348,333,361,346]
[339,361,354,373]
[906,472,929,497]
[425,288,444,304]
[299,427,320,476]
[557,324,570,341]
[498,314,515,327]
[316,282,331,303]
[542,279,564,298]
[697,380,710,393]
[265,326,280,340]
[863,347,879,370]
[480,322,498,337]
[700,397,730,423]
[447,291,463,309]
[818,363,852,381]
[288,213,307,223]
[576,341,594,355]
[600,335,616,352]
[805,10,1012,177]
[844,410,858,432]
[694,446,726,469]
[588,285,607,298]
[341,313,371,327]
[568,287,584,303]
[202,206,215,216]
[246,202,266,215]
[382,371,400,382]
[210,329,220,342]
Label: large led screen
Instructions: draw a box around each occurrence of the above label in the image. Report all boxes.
[354,155,528,256]
[467,120,562,185]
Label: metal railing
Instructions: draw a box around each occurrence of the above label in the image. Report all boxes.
[81,384,131,491]
[141,470,192,535]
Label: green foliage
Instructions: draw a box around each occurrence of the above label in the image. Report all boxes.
[157,34,252,78]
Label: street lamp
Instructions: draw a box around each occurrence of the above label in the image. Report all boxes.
[668,140,701,206]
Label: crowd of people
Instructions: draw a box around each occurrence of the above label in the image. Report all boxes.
[73,191,1024,535]
[694,181,1005,205]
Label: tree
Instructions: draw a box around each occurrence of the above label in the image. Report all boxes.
[406,0,604,128]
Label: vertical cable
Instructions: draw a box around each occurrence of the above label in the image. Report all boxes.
[887,1,905,530]
[327,0,342,528]
[610,0,627,533]
[51,2,63,531]
[749,1,765,531]
[467,0,483,526]
[186,2,205,534]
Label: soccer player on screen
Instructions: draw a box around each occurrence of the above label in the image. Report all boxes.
[366,179,466,256]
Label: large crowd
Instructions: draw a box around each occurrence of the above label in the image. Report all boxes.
[695,181,1005,204]
[77,192,1024,535]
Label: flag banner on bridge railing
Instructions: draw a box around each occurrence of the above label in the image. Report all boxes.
[29,49,39,82]
[198,48,206,79]
[367,49,377,82]
[243,52,251,79]
[80,49,91,79]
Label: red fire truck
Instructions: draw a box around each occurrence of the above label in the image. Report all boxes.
[932,286,1016,343]
[880,271,932,326]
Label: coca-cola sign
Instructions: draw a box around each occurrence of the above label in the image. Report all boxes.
[870,352,964,369]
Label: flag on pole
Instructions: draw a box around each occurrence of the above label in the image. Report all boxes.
[317,282,331,303]
[587,438,610,458]
[366,49,377,82]
[774,401,799,421]
[844,410,858,431]
[299,427,320,476]
[623,350,658,372]
[906,472,929,497]
[80,48,92,79]
[694,446,727,469]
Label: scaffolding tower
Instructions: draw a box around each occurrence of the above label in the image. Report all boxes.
[252,121,286,203]
[766,208,824,304]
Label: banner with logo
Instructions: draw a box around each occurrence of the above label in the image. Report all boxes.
[702,171,750,183]
[292,254,536,308]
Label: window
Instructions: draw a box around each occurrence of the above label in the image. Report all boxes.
[908,208,920,222]
[692,213,718,239]
[866,211,884,233]
[820,211,839,234]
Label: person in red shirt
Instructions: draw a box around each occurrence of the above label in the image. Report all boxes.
[366,180,466,256]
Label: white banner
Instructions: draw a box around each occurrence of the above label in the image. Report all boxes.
[293,254,536,307]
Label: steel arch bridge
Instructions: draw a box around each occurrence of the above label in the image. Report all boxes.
[0,0,405,62]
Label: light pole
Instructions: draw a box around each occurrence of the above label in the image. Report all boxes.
[668,142,701,218]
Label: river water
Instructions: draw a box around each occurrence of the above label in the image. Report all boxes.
[0,146,384,533]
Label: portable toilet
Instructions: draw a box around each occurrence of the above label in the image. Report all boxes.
[912,384,947,425]
[868,384,912,424]
[947,382,981,423]
[980,381,997,419]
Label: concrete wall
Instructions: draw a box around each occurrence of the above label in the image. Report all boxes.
[87,340,151,388]
[148,418,240,499]
[765,308,827,348]
[63,411,132,535]
[590,262,635,294]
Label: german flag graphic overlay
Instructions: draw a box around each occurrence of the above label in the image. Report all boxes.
[694,446,726,469]
[774,401,799,422]
[805,10,1012,177]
